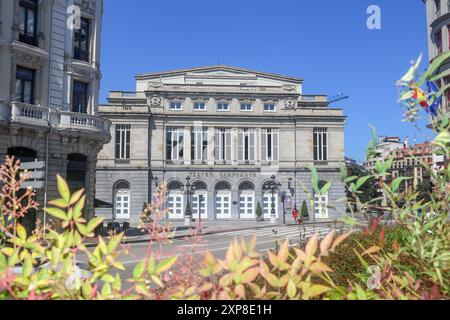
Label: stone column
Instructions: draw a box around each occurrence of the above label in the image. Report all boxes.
[232,128,238,166]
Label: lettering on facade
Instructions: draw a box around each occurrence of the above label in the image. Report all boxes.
[189,172,258,179]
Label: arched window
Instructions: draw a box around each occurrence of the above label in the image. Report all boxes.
[114,180,130,220]
[8,147,37,163]
[167,180,184,219]
[215,181,231,219]
[314,181,329,219]
[67,153,87,193]
[262,180,279,219]
[239,181,255,219]
[192,181,208,219]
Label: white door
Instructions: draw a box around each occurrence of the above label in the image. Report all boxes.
[192,191,208,219]
[167,191,184,219]
[263,191,278,219]
[215,191,231,219]
[314,193,329,219]
[115,190,130,219]
[239,191,255,219]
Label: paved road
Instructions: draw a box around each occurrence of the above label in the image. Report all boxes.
[103,224,339,281]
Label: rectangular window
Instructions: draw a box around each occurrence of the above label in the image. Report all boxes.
[19,0,38,46]
[238,129,255,163]
[217,103,229,111]
[166,128,184,162]
[115,125,131,160]
[72,80,88,113]
[193,102,206,111]
[74,18,90,62]
[214,128,231,162]
[191,128,208,162]
[263,104,276,112]
[313,128,328,161]
[240,103,253,111]
[261,129,279,162]
[169,102,183,110]
[436,30,443,54]
[15,66,35,104]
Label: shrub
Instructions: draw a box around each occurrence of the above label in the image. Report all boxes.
[301,201,309,219]
[256,202,263,221]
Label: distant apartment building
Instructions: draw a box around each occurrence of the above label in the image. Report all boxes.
[95,66,346,225]
[424,0,450,111]
[0,0,110,231]
[365,137,445,195]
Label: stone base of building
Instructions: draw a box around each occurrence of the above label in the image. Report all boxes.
[95,167,346,225]
[0,125,106,233]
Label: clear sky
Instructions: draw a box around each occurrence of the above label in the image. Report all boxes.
[100,0,431,162]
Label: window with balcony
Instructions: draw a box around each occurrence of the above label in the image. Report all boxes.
[72,80,88,113]
[74,18,90,62]
[15,66,35,104]
[436,30,443,54]
[313,128,328,162]
[191,127,208,163]
[115,125,131,160]
[261,129,279,162]
[214,128,231,163]
[166,128,184,163]
[217,103,229,111]
[238,128,255,163]
[169,102,183,110]
[240,103,253,111]
[19,0,38,46]
[193,102,206,111]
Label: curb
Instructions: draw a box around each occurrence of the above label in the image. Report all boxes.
[84,220,347,248]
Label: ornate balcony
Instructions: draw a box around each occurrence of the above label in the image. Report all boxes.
[59,112,110,140]
[10,102,49,128]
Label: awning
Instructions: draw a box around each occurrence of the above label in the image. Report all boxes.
[94,198,113,209]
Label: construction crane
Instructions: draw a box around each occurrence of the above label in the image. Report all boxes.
[328,92,349,104]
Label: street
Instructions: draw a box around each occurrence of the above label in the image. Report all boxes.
[109,224,338,281]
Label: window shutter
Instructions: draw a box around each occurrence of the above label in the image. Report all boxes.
[273,130,279,162]
[214,130,220,160]
[261,129,267,161]
[238,130,243,161]
[115,127,120,159]
[125,128,131,159]
[226,130,232,161]
[249,130,255,161]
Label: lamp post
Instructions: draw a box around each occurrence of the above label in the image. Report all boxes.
[198,194,204,232]
[264,175,281,224]
[281,191,287,225]
[183,176,193,226]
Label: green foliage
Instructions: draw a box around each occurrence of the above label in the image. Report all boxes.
[300,201,309,219]
[255,202,263,221]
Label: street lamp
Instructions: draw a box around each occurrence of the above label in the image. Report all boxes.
[280,191,287,224]
[264,175,281,224]
[198,194,204,232]
[182,176,194,226]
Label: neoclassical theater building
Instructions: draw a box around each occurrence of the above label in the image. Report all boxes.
[95,66,346,224]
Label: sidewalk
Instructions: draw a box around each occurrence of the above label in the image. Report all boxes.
[84,219,347,247]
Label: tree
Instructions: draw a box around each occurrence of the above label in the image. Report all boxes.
[256,202,263,221]
[301,200,309,220]
[416,179,433,203]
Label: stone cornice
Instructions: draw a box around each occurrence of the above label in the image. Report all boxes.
[10,41,49,67]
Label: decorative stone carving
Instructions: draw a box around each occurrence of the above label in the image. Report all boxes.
[284,97,298,109]
[148,95,163,107]
[64,59,99,81]
[74,0,96,16]
[10,41,49,68]
[148,82,163,89]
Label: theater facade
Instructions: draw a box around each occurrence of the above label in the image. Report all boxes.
[95,66,346,224]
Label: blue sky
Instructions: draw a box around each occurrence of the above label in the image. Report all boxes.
[100,0,431,162]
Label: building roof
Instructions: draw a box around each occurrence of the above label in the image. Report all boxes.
[135,65,304,83]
